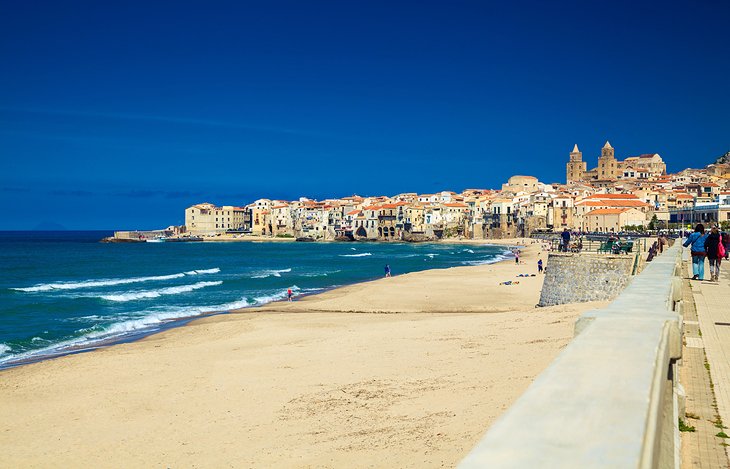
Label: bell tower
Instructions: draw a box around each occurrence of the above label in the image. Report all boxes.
[566,144,586,183]
[598,141,618,179]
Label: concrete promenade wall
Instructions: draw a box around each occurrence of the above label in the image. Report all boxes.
[460,243,683,468]
[538,252,635,306]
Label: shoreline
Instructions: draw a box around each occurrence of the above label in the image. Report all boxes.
[0,240,525,371]
[0,238,582,467]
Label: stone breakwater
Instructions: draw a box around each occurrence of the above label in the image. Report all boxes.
[538,252,635,306]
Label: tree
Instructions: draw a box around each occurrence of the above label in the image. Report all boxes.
[648,214,659,231]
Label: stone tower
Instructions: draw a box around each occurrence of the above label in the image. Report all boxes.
[566,144,586,183]
[597,141,618,179]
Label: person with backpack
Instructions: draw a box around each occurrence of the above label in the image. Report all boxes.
[705,225,723,282]
[683,224,708,280]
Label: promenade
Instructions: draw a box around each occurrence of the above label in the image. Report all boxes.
[460,243,685,468]
[685,254,730,465]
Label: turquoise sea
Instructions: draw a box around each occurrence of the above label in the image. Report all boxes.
[0,231,511,368]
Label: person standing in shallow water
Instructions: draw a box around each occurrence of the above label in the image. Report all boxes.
[683,223,707,280]
[384,264,391,277]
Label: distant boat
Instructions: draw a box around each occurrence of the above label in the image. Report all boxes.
[146,237,167,243]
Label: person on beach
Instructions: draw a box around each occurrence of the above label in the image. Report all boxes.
[657,232,668,254]
[514,250,520,264]
[537,258,543,274]
[561,228,570,252]
[384,264,391,277]
[683,224,707,280]
[705,226,722,282]
[287,288,293,301]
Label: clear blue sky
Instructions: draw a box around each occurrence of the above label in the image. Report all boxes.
[1,0,728,229]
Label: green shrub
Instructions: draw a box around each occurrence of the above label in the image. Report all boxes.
[679,419,696,432]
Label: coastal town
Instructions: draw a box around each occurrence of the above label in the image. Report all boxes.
[155,142,728,242]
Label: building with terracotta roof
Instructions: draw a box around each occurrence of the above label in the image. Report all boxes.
[583,207,647,232]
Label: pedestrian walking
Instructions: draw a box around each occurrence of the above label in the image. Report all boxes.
[706,226,722,282]
[683,224,708,280]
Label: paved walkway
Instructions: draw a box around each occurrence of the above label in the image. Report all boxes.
[685,252,730,466]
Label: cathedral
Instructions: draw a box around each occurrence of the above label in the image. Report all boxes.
[566,141,666,184]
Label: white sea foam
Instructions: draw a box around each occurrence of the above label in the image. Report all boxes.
[11,268,219,293]
[251,268,292,279]
[249,286,327,305]
[248,286,300,305]
[184,268,221,275]
[339,253,372,257]
[0,285,327,367]
[100,281,222,302]
[461,253,511,266]
[425,253,439,258]
[62,315,103,323]
[299,270,340,277]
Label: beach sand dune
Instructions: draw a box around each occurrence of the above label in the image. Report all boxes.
[0,241,599,468]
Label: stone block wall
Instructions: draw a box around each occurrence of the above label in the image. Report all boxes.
[538,252,635,306]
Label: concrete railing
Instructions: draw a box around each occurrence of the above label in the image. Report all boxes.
[460,242,684,469]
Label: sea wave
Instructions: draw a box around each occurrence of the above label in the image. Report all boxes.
[299,270,340,277]
[184,268,221,275]
[251,268,292,279]
[247,285,302,305]
[339,253,372,257]
[0,285,320,367]
[99,281,223,302]
[461,253,512,266]
[12,268,220,293]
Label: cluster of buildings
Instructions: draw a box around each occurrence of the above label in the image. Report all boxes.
[183,143,730,240]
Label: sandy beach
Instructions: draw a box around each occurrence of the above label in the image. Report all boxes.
[0,240,600,468]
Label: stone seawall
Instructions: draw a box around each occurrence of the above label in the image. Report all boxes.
[538,252,635,306]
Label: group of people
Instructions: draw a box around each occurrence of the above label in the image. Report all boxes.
[559,228,583,252]
[683,223,730,282]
